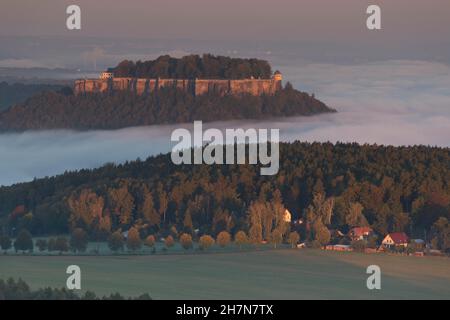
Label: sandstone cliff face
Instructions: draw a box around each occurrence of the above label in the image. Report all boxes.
[74,78,281,96]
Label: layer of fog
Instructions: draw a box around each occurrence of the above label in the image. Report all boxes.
[1,60,449,186]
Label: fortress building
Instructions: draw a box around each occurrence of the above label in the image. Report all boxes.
[74,71,283,96]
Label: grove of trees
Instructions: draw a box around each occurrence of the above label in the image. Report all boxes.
[0,278,151,300]
[110,54,273,79]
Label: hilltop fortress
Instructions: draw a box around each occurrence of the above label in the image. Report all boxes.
[74,71,283,96]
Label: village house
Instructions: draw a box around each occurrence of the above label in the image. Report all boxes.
[411,239,425,251]
[381,232,409,249]
[348,227,373,241]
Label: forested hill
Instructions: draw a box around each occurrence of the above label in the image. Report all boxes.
[109,54,273,79]
[0,82,64,111]
[0,84,333,131]
[0,142,449,251]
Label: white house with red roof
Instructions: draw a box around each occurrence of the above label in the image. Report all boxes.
[381,232,409,248]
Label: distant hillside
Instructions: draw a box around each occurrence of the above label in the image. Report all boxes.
[0,142,448,253]
[0,82,65,111]
[109,54,273,79]
[0,84,334,131]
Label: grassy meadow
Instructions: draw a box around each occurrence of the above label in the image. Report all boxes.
[1,249,449,299]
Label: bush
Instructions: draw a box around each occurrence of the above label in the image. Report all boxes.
[14,229,33,253]
[351,240,367,252]
[234,231,248,249]
[164,235,175,249]
[144,235,156,248]
[180,233,193,250]
[199,235,215,250]
[216,231,231,248]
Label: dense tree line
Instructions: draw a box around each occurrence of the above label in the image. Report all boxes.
[0,82,65,111]
[110,54,273,79]
[0,227,295,255]
[0,278,151,300]
[0,84,332,131]
[0,142,449,251]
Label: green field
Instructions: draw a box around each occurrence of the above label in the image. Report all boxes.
[1,249,449,299]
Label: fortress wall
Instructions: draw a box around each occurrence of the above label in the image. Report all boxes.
[195,80,230,96]
[136,79,147,95]
[112,78,133,91]
[74,78,281,96]
[229,79,276,96]
[74,79,109,94]
[148,79,157,93]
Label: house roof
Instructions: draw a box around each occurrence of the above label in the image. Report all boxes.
[388,232,409,244]
[349,227,373,237]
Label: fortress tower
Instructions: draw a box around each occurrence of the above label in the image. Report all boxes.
[100,71,114,80]
[273,70,283,91]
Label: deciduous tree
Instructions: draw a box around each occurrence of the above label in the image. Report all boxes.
[164,235,175,249]
[234,231,248,249]
[216,231,231,248]
[126,227,142,252]
[0,235,12,254]
[14,229,33,253]
[108,231,124,253]
[144,235,156,248]
[70,228,88,253]
[199,235,215,250]
[288,232,300,248]
[180,233,193,250]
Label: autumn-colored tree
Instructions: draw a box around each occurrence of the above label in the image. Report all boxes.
[108,182,135,226]
[140,188,160,227]
[126,227,142,252]
[199,235,215,250]
[183,212,193,232]
[67,189,104,229]
[158,188,169,225]
[271,229,283,248]
[14,229,33,253]
[70,228,88,253]
[234,231,248,249]
[164,235,175,249]
[216,231,231,248]
[248,201,263,244]
[180,233,193,250]
[170,225,179,239]
[431,217,450,251]
[96,215,112,241]
[312,219,330,247]
[108,231,124,253]
[288,232,300,248]
[144,235,156,248]
[345,202,368,228]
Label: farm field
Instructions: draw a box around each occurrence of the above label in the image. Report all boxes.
[1,249,449,300]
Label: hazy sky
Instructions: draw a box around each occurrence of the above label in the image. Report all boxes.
[1,0,449,69]
[1,0,449,42]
